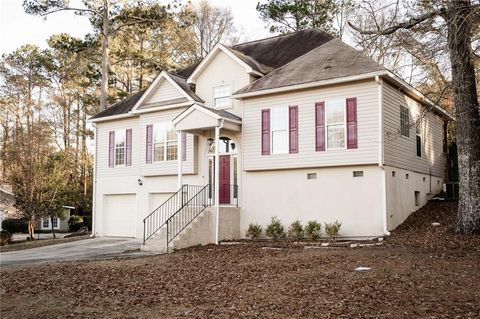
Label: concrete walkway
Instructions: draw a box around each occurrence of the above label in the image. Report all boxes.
[0,237,147,268]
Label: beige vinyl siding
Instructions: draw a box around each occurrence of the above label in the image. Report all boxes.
[195,50,250,117]
[383,81,445,177]
[242,80,380,171]
[139,108,197,176]
[96,117,140,179]
[144,78,186,105]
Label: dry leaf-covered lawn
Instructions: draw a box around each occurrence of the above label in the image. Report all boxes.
[1,201,479,318]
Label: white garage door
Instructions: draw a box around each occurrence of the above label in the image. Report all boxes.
[103,194,136,237]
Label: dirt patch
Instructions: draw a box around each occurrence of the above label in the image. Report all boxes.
[1,201,479,318]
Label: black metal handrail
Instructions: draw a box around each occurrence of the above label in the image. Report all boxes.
[166,184,212,245]
[143,184,204,244]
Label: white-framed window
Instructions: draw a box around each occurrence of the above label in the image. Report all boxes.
[41,217,60,229]
[213,84,231,108]
[326,100,346,149]
[114,129,126,166]
[416,117,422,157]
[400,105,410,137]
[153,122,177,162]
[270,107,289,154]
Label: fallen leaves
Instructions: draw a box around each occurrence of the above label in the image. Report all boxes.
[1,200,479,318]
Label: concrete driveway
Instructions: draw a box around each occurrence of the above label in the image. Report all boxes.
[0,237,147,268]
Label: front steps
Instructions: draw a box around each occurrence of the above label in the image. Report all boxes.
[141,206,240,253]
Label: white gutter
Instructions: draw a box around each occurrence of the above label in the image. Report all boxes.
[88,113,135,123]
[129,101,193,115]
[90,124,98,237]
[376,76,390,237]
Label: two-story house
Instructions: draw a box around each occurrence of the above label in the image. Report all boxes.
[90,29,453,251]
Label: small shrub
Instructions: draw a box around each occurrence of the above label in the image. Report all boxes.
[0,230,12,246]
[305,220,322,240]
[265,216,286,240]
[68,215,84,232]
[324,221,342,242]
[287,220,304,241]
[246,223,262,239]
[1,218,28,234]
[83,215,92,231]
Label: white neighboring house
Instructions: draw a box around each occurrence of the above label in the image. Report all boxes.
[38,206,73,232]
[89,29,453,250]
[0,184,19,231]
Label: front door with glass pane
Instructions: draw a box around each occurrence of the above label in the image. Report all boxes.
[207,137,238,205]
[219,155,230,204]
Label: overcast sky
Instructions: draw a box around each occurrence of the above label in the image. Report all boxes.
[0,0,271,55]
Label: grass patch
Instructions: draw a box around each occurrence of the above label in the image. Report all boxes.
[0,235,91,252]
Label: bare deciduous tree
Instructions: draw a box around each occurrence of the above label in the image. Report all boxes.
[349,0,480,234]
[187,0,239,59]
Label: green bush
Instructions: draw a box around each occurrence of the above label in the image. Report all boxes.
[0,230,12,246]
[287,220,304,241]
[324,221,342,242]
[246,223,262,239]
[305,220,322,240]
[265,216,286,240]
[1,218,28,234]
[68,215,84,232]
[83,215,92,231]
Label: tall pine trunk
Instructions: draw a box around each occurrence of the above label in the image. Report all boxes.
[100,0,110,112]
[446,0,480,234]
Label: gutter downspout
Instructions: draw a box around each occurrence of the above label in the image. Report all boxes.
[215,119,225,244]
[376,75,390,236]
[91,124,98,237]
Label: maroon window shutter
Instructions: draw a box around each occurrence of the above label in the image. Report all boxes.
[108,131,115,167]
[261,109,270,155]
[315,102,325,151]
[289,105,298,153]
[181,132,187,161]
[146,125,153,164]
[346,97,358,149]
[125,129,132,166]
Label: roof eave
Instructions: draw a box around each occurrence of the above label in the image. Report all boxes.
[88,112,137,123]
[187,44,264,84]
[232,71,388,98]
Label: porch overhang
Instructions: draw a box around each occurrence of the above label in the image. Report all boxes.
[172,103,242,134]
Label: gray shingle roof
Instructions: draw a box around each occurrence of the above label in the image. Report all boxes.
[168,73,203,102]
[203,106,242,121]
[235,38,385,94]
[92,29,382,120]
[231,28,334,72]
[90,90,145,119]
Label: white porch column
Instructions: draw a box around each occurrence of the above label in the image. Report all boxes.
[214,126,220,244]
[177,131,183,189]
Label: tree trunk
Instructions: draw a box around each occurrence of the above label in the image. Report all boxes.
[446,0,480,234]
[100,0,110,111]
[50,215,56,239]
[28,219,35,240]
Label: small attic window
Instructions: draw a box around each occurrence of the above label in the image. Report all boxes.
[213,84,231,108]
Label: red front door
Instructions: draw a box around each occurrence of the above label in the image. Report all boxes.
[219,155,230,204]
